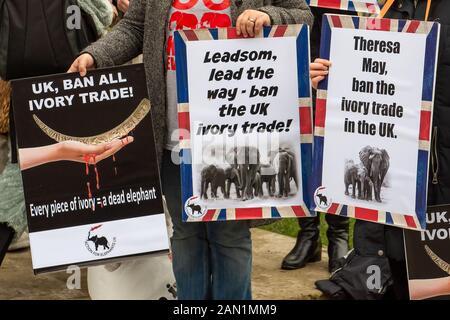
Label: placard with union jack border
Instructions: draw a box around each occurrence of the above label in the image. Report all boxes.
[175,25,314,222]
[312,14,440,230]
[306,0,380,14]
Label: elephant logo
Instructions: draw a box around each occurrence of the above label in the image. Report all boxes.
[314,187,332,211]
[200,12,232,28]
[84,224,116,257]
[168,11,199,31]
[185,196,207,219]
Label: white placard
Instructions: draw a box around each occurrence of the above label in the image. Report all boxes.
[186,37,304,209]
[322,28,426,215]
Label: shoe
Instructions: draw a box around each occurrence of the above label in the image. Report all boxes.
[281,235,322,270]
[325,214,350,273]
[8,231,30,251]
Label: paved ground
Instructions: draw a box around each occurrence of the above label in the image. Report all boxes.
[0,229,328,300]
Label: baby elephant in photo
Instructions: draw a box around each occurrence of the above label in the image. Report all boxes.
[259,164,277,197]
[201,165,226,199]
[358,165,373,201]
[225,166,242,199]
[212,167,226,199]
[201,165,217,199]
[344,160,361,199]
[359,146,390,203]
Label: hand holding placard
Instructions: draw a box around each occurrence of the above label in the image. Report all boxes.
[312,14,440,230]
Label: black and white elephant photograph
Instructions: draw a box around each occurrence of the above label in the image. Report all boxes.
[343,146,390,204]
[196,145,301,204]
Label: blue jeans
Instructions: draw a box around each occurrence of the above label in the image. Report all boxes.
[161,150,252,300]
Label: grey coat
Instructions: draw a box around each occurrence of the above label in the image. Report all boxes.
[84,0,313,163]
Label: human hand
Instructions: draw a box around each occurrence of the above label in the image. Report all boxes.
[111,2,119,23]
[19,137,134,170]
[409,276,450,300]
[236,10,271,38]
[67,53,96,77]
[117,0,130,13]
[310,58,332,90]
[57,137,134,164]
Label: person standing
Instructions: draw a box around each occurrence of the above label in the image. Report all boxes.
[282,6,350,273]
[310,0,448,300]
[0,0,115,258]
[69,0,313,300]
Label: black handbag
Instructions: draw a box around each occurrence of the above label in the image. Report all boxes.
[316,249,394,300]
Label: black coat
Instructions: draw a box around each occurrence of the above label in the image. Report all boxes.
[353,0,450,262]
[357,0,450,264]
[385,0,450,205]
[352,0,450,261]
[315,1,450,300]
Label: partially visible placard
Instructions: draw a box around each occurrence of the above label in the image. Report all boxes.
[405,205,450,300]
[307,0,380,14]
[11,65,169,273]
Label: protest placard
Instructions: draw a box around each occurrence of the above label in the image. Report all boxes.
[306,0,380,14]
[405,205,450,300]
[312,15,440,230]
[175,26,313,222]
[11,65,169,273]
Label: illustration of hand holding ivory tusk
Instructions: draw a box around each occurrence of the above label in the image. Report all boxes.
[18,99,149,171]
[33,98,151,145]
[425,245,450,275]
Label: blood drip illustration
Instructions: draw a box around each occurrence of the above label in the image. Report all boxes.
[87,182,92,199]
[112,154,118,176]
[83,154,100,204]
[94,164,100,190]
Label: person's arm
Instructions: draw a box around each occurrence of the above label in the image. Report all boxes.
[18,137,133,171]
[82,0,146,69]
[257,0,314,27]
[236,0,313,37]
[409,277,450,300]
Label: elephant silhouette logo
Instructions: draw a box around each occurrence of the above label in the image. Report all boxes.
[314,187,332,211]
[200,12,232,28]
[169,11,199,31]
[184,196,207,219]
[84,224,116,256]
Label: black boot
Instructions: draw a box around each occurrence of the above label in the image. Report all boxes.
[0,223,14,266]
[326,214,350,273]
[281,216,322,270]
